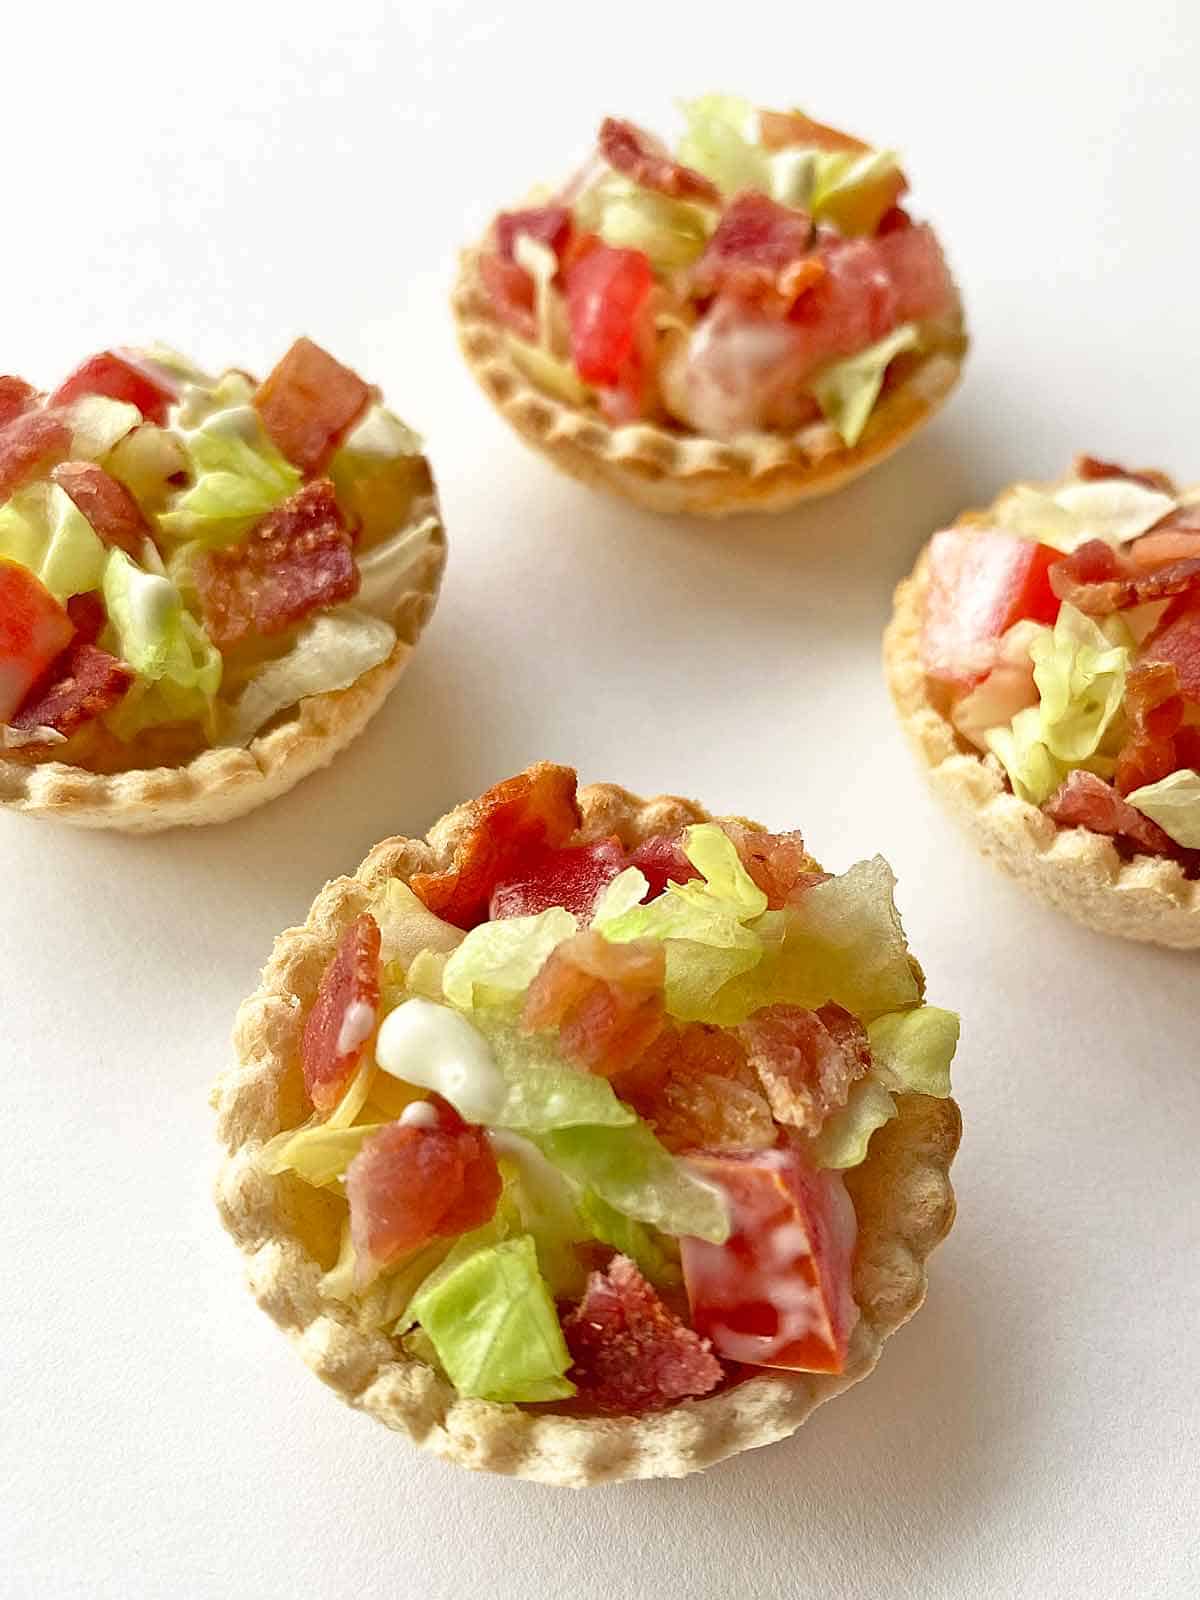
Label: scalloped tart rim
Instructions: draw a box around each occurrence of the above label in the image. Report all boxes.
[213,773,961,1485]
[884,510,1200,948]
[0,485,446,833]
[452,245,967,518]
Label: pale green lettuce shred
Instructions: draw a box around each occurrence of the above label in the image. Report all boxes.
[986,706,1072,806]
[0,484,108,601]
[809,148,903,235]
[676,94,769,196]
[808,1078,897,1169]
[811,324,920,447]
[393,1203,520,1331]
[101,549,222,736]
[868,1007,958,1097]
[157,389,300,546]
[1126,768,1200,847]
[536,1122,731,1243]
[576,173,713,271]
[370,881,464,971]
[577,1190,683,1288]
[474,1014,636,1132]
[352,515,443,619]
[505,336,591,405]
[66,396,142,461]
[590,865,651,924]
[408,1236,576,1403]
[1030,603,1130,763]
[493,1131,590,1296]
[996,478,1176,553]
[258,1120,384,1188]
[442,907,578,1011]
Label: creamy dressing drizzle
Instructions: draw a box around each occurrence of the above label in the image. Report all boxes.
[374,997,506,1124]
[336,999,377,1059]
[398,1100,439,1129]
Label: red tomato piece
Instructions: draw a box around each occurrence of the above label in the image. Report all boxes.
[253,338,371,476]
[565,243,655,389]
[478,253,538,341]
[1044,769,1176,856]
[488,836,626,921]
[720,822,826,907]
[300,913,382,1114]
[521,929,665,1077]
[0,560,76,722]
[409,764,582,930]
[681,1146,859,1374]
[738,1003,870,1133]
[496,205,573,263]
[51,461,149,558]
[0,410,72,502]
[193,479,358,649]
[922,528,1060,685]
[1142,599,1200,702]
[626,832,702,899]
[49,351,176,426]
[562,1253,723,1413]
[598,117,721,205]
[0,377,38,429]
[345,1098,501,1286]
[10,642,133,739]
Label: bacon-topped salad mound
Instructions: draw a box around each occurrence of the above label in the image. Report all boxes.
[215,765,960,1484]
[0,342,444,830]
[886,459,1200,946]
[453,96,966,516]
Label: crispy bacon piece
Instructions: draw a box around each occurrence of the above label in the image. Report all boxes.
[51,460,150,558]
[9,642,133,739]
[688,193,820,310]
[1073,455,1177,495]
[1115,662,1184,794]
[346,1098,501,1286]
[0,378,38,428]
[626,832,702,898]
[598,116,721,205]
[300,913,382,1114]
[1049,539,1200,616]
[562,1254,722,1413]
[522,930,665,1077]
[758,108,869,153]
[1127,528,1200,572]
[478,253,538,341]
[489,836,626,921]
[612,1023,775,1153]
[738,1003,870,1134]
[253,337,371,476]
[65,592,107,647]
[1043,770,1175,857]
[194,479,358,650]
[49,351,176,426]
[1141,600,1200,701]
[720,822,826,907]
[409,764,582,930]
[874,222,954,322]
[0,409,71,501]
[496,205,573,263]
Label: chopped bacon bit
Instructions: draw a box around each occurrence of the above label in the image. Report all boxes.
[1043,770,1175,857]
[49,351,176,426]
[478,252,538,341]
[1141,599,1200,702]
[688,193,818,310]
[612,1022,775,1152]
[562,1254,722,1413]
[522,930,665,1077]
[194,479,358,650]
[598,116,721,205]
[1127,529,1200,573]
[738,1003,870,1134]
[346,1098,501,1285]
[65,592,107,648]
[489,836,626,921]
[874,222,954,322]
[1115,662,1184,794]
[1176,725,1200,771]
[0,377,38,428]
[10,642,133,739]
[613,1020,748,1102]
[51,460,150,558]
[758,108,869,153]
[720,822,826,907]
[253,337,371,476]
[0,409,71,501]
[496,205,573,263]
[1050,539,1200,615]
[300,912,382,1114]
[1073,455,1177,495]
[876,205,913,235]
[627,832,702,899]
[410,764,582,930]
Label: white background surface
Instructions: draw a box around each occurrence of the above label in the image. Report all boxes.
[3,2,1198,1595]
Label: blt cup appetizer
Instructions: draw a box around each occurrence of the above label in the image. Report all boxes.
[454,96,966,516]
[886,459,1200,946]
[215,765,960,1485]
[0,342,444,830]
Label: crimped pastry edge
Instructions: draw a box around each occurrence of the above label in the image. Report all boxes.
[0,486,446,833]
[452,245,967,518]
[213,772,962,1485]
[883,517,1200,948]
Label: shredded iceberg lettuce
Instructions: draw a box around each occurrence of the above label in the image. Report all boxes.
[102,549,222,735]
[811,324,919,446]
[808,1077,897,1169]
[1126,768,1200,847]
[0,484,107,602]
[867,1006,959,1098]
[810,148,903,236]
[442,908,578,1011]
[1029,603,1130,764]
[577,1189,683,1288]
[997,479,1176,553]
[676,94,769,196]
[157,395,300,546]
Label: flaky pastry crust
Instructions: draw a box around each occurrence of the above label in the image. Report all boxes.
[213,770,961,1484]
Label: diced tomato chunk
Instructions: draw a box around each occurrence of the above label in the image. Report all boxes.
[0,561,76,723]
[253,337,371,476]
[10,642,133,739]
[51,461,149,558]
[345,1098,501,1286]
[478,252,538,341]
[300,913,382,1114]
[496,205,573,263]
[627,833,701,899]
[0,410,72,501]
[562,1254,723,1413]
[681,1147,858,1374]
[489,836,626,920]
[921,528,1060,685]
[565,243,655,389]
[49,351,176,426]
[0,377,38,428]
[1142,599,1200,702]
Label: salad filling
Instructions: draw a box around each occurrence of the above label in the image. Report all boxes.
[262,765,958,1415]
[475,96,960,445]
[0,342,439,771]
[919,457,1200,874]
